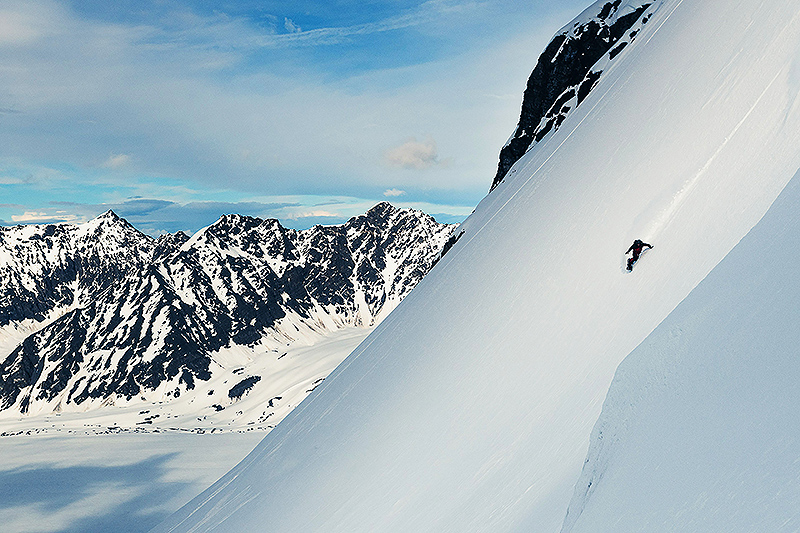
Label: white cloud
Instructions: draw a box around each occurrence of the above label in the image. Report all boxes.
[385,138,440,170]
[11,210,83,224]
[102,154,131,169]
[284,17,301,33]
[0,9,42,45]
[0,0,589,201]
[257,1,480,48]
[286,209,339,220]
[383,188,406,197]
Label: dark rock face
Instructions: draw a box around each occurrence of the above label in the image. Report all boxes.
[491,0,656,191]
[0,204,455,413]
[152,231,190,263]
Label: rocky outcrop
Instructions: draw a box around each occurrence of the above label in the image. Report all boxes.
[491,0,658,191]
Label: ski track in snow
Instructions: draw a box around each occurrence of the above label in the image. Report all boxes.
[445,0,680,269]
[643,66,784,243]
[563,167,800,532]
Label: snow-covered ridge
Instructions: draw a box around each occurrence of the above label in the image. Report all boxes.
[492,0,659,190]
[0,203,454,419]
[154,0,800,530]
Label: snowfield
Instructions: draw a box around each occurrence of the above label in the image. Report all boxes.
[156,0,800,531]
[563,168,800,532]
[0,432,262,533]
[0,328,371,436]
[0,328,368,533]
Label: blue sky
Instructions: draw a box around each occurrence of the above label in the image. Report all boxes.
[0,0,588,235]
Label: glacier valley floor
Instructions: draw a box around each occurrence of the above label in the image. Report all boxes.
[0,432,263,533]
[0,327,372,533]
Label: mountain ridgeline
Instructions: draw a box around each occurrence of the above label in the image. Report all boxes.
[492,0,656,191]
[0,204,454,415]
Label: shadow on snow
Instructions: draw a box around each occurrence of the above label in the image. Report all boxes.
[0,452,190,533]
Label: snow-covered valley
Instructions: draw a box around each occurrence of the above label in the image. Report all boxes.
[0,431,263,533]
[0,203,445,532]
[0,327,371,436]
[0,203,450,422]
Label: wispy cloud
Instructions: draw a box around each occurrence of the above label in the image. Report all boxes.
[385,138,443,170]
[0,197,296,235]
[11,210,83,224]
[0,8,42,45]
[248,0,483,48]
[102,153,131,168]
[285,209,339,219]
[284,17,301,34]
[383,188,406,197]
[1,191,475,235]
[0,0,589,226]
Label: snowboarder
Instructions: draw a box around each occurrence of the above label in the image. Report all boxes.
[625,239,653,271]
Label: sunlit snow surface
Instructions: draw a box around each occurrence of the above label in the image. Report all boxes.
[158,0,800,531]
[0,329,368,533]
[563,169,800,532]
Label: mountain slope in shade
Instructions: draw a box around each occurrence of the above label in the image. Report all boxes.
[155,0,800,531]
[0,203,453,421]
[563,168,800,532]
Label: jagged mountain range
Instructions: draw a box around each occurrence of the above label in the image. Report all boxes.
[0,203,454,417]
[492,0,657,190]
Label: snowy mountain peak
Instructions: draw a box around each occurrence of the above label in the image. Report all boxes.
[0,203,455,417]
[363,201,397,220]
[153,231,190,262]
[560,0,651,35]
[96,208,120,221]
[213,213,264,231]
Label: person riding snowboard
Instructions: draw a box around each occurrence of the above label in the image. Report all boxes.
[625,239,653,271]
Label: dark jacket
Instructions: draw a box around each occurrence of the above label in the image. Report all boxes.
[626,239,652,255]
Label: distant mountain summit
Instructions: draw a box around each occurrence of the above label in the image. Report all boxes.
[0,208,154,327]
[491,0,656,190]
[0,203,454,416]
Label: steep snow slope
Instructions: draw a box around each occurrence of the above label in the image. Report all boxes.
[156,1,800,531]
[562,168,800,532]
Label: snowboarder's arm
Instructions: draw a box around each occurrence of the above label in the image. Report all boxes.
[644,243,653,249]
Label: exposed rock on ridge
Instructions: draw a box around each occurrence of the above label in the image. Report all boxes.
[491,0,658,191]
